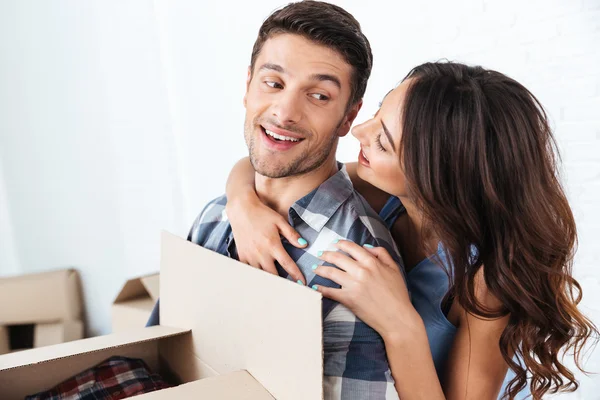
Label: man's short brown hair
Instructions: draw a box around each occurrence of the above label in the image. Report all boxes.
[250,1,373,107]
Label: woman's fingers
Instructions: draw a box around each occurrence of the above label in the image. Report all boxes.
[334,240,398,271]
[240,255,261,269]
[273,246,306,285]
[318,250,362,275]
[259,259,279,277]
[313,265,353,288]
[362,244,398,268]
[277,219,308,249]
[332,240,380,268]
[313,284,344,303]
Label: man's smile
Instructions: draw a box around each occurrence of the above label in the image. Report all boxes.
[259,124,305,151]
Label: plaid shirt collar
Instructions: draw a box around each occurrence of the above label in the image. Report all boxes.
[288,162,353,231]
[226,162,353,257]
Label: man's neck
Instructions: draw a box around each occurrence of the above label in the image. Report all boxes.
[255,160,339,218]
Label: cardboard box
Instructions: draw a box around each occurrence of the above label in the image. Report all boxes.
[0,320,84,355]
[33,320,84,348]
[0,269,82,325]
[112,273,159,332]
[0,327,8,355]
[0,232,323,399]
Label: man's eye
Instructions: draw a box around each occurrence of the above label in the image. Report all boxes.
[310,93,329,101]
[265,81,283,89]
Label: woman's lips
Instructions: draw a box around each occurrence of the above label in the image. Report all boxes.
[358,148,370,167]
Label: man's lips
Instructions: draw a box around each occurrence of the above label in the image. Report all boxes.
[261,124,305,141]
[260,125,304,150]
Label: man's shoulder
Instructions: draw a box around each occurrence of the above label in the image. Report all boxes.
[336,189,389,232]
[187,195,229,245]
[195,195,228,225]
[345,189,384,219]
[334,190,401,260]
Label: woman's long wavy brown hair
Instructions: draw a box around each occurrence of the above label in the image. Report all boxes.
[400,62,597,399]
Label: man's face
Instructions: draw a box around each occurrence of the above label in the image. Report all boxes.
[244,33,355,178]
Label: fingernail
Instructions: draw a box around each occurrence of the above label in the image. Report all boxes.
[312,285,318,291]
[298,238,308,246]
[363,244,374,248]
[311,264,318,270]
[333,239,339,244]
[297,280,304,285]
[317,251,324,257]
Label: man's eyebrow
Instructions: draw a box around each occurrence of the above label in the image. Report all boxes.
[259,63,285,73]
[310,73,341,90]
[381,120,396,152]
[257,64,341,89]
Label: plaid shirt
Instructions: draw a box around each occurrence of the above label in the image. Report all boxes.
[189,162,404,400]
[26,356,171,399]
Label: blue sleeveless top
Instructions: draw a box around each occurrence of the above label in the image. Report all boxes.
[379,196,529,399]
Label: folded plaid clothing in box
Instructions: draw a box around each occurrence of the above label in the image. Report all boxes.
[26,356,172,400]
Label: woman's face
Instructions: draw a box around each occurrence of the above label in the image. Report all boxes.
[352,79,412,197]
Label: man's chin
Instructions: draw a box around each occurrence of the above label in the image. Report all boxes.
[250,157,292,179]
[254,166,293,179]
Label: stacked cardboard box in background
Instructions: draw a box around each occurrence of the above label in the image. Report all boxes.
[0,269,84,354]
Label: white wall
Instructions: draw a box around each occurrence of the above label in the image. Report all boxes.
[0,160,20,277]
[0,0,186,336]
[0,0,598,396]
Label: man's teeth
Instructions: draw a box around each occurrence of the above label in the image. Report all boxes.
[265,129,300,142]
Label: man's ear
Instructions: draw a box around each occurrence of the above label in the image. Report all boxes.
[337,100,363,137]
[243,66,252,108]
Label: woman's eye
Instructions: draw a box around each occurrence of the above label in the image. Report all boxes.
[376,133,386,152]
[265,81,283,89]
[310,93,329,101]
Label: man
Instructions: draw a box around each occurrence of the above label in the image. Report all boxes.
[150,2,404,398]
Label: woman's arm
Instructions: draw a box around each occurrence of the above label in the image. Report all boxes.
[384,306,509,400]
[316,240,444,399]
[225,157,307,284]
[224,158,392,284]
[316,242,510,399]
[225,157,256,207]
[442,271,510,399]
[384,318,445,399]
[385,303,510,399]
[226,159,390,213]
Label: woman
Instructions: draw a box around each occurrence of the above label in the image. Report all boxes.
[224,62,596,399]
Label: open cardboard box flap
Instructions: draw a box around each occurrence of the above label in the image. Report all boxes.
[114,273,160,304]
[159,231,324,400]
[112,272,160,333]
[0,325,188,372]
[137,370,276,399]
[0,326,190,398]
[0,232,324,399]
